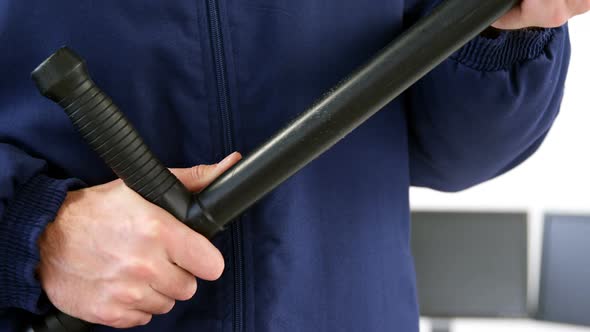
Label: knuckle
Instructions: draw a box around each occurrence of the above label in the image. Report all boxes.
[111,319,137,329]
[138,218,164,240]
[191,165,207,182]
[111,320,131,329]
[206,256,225,281]
[212,259,225,280]
[549,7,569,26]
[93,307,123,326]
[156,300,176,315]
[115,287,144,305]
[178,279,198,301]
[138,314,153,326]
[194,253,225,281]
[125,260,156,280]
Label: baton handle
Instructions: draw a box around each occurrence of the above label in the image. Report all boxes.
[31,49,193,222]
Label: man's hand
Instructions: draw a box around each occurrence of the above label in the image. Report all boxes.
[494,0,590,30]
[37,152,242,328]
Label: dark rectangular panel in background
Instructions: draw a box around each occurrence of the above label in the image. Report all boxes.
[537,214,590,327]
[411,211,528,318]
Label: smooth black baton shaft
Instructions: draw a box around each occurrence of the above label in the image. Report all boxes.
[195,0,519,227]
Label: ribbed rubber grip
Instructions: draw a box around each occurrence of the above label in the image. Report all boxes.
[31,47,191,220]
[60,81,179,202]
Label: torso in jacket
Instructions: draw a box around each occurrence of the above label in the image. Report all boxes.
[1,0,473,331]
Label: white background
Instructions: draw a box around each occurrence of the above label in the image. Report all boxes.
[412,14,590,332]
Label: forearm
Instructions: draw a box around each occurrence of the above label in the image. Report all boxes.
[0,144,84,313]
[408,25,570,191]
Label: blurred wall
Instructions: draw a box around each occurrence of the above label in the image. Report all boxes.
[411,14,590,332]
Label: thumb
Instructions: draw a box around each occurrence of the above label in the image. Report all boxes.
[170,152,242,192]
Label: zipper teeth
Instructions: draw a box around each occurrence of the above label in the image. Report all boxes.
[206,1,243,331]
[233,223,243,330]
[208,0,233,152]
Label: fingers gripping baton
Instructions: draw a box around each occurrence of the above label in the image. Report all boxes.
[29,0,518,331]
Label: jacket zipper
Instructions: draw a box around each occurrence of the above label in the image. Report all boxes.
[205,1,244,331]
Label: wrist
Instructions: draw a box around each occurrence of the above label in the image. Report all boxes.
[0,175,85,313]
[453,26,557,71]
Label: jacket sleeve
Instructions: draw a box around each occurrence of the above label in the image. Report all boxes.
[0,144,84,313]
[407,24,571,192]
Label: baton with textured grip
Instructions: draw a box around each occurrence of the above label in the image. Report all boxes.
[29,47,223,332]
[31,49,218,235]
[29,0,518,331]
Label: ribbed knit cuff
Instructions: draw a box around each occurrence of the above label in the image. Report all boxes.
[0,174,84,314]
[451,28,557,72]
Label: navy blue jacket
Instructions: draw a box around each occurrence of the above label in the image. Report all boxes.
[0,1,570,331]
